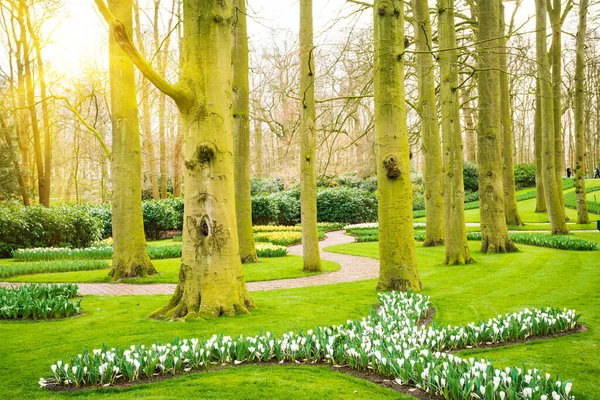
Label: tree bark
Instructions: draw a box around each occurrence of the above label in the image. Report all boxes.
[254,119,263,178]
[438,0,473,264]
[536,0,569,234]
[18,0,46,206]
[412,0,444,246]
[232,0,259,264]
[498,2,523,226]
[24,3,52,207]
[534,79,547,212]
[374,0,421,290]
[299,0,322,272]
[548,0,570,217]
[107,0,157,280]
[476,0,518,253]
[574,0,589,224]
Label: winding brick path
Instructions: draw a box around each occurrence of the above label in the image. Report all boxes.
[0,231,378,296]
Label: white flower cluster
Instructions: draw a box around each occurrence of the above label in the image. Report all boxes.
[41,292,579,399]
[343,222,426,230]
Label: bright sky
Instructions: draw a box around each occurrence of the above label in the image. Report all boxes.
[43,0,539,76]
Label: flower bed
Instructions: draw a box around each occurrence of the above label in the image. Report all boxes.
[0,283,81,320]
[351,230,598,251]
[254,231,326,246]
[254,243,288,258]
[564,186,600,215]
[12,244,182,262]
[252,225,303,233]
[40,291,578,399]
[0,260,109,278]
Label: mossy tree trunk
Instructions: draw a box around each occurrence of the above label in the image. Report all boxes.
[96,0,255,315]
[534,80,546,213]
[498,2,522,226]
[476,0,517,254]
[374,0,421,291]
[548,0,572,217]
[107,0,156,279]
[535,0,569,234]
[437,0,473,265]
[232,0,259,264]
[412,0,444,247]
[574,0,589,224]
[299,0,322,272]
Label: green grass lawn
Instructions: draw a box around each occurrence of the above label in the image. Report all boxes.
[2,256,340,284]
[414,183,600,224]
[0,282,412,399]
[507,223,598,231]
[324,238,600,399]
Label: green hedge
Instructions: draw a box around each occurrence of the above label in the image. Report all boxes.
[513,164,536,189]
[0,205,103,258]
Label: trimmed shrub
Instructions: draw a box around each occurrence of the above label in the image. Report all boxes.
[251,195,280,225]
[270,191,301,225]
[0,205,103,258]
[513,164,536,189]
[316,187,377,224]
[463,162,478,192]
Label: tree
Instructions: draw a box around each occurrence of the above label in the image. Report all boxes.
[374,0,421,291]
[574,0,589,224]
[437,0,473,265]
[95,0,254,318]
[547,0,573,217]
[299,0,322,272]
[412,0,444,246]
[476,0,517,253]
[535,0,568,234]
[534,80,547,213]
[498,1,522,226]
[232,0,259,264]
[106,0,157,279]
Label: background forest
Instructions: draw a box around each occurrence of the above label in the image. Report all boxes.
[1,0,599,206]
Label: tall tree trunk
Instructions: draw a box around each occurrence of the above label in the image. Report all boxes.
[498,2,522,226]
[18,0,46,206]
[461,91,477,163]
[536,0,568,234]
[299,0,322,272]
[133,0,159,200]
[548,0,570,216]
[574,0,589,224]
[232,0,259,264]
[107,0,156,279]
[438,0,473,265]
[24,3,52,206]
[476,0,517,253]
[534,80,547,212]
[172,113,183,197]
[254,119,263,178]
[374,0,421,290]
[412,0,444,246]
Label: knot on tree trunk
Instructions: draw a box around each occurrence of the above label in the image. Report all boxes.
[383,155,401,179]
[185,143,216,170]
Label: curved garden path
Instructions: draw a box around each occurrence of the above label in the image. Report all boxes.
[0,231,379,296]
